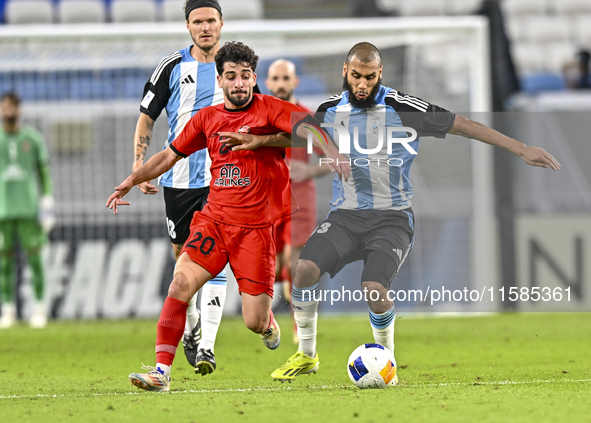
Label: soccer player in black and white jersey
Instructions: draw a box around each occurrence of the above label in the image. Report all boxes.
[266,42,561,383]
[130,0,282,376]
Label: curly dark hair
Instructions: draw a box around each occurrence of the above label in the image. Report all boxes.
[215,42,259,76]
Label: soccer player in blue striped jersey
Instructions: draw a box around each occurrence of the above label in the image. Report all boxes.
[271,42,561,383]
[132,0,272,376]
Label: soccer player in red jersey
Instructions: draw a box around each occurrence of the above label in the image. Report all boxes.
[106,42,349,392]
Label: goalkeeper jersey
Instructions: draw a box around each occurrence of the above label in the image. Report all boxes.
[0,126,49,220]
[316,86,456,212]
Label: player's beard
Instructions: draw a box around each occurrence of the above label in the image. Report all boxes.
[196,42,214,52]
[2,116,17,128]
[193,32,220,53]
[271,88,292,102]
[195,38,216,52]
[226,88,252,107]
[343,76,382,109]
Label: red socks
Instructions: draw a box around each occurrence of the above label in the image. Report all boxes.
[265,310,275,332]
[155,297,189,366]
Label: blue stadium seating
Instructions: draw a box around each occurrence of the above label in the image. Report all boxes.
[0,66,326,101]
[520,73,568,94]
[0,68,151,101]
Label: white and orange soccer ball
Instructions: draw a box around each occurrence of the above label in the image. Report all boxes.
[347,343,397,389]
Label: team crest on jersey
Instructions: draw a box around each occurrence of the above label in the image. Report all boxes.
[214,163,251,187]
[371,116,381,134]
[21,140,31,152]
[238,125,251,134]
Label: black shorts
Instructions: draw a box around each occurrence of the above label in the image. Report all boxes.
[299,208,414,280]
[163,186,210,245]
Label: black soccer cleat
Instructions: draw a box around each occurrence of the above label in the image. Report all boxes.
[195,348,216,376]
[182,321,202,367]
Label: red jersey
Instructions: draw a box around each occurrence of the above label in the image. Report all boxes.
[171,94,304,228]
[286,103,320,189]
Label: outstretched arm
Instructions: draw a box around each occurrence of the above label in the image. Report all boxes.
[132,113,160,194]
[294,122,351,181]
[449,115,561,171]
[107,147,182,214]
[218,125,351,181]
[217,132,292,149]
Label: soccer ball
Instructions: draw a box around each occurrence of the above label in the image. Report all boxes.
[347,343,396,389]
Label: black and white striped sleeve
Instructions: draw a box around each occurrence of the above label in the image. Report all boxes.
[315,94,342,118]
[385,90,456,138]
[139,51,182,121]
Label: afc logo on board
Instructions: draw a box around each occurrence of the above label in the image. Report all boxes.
[214,163,251,187]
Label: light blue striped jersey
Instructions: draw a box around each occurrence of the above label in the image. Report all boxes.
[316,86,455,212]
[140,46,224,189]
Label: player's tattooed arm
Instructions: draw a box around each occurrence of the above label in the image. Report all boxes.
[449,115,561,171]
[136,135,150,162]
[133,113,160,195]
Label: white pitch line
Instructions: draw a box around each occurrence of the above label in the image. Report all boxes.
[1,378,589,400]
[419,378,591,387]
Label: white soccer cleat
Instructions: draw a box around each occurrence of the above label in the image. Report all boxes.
[0,303,16,329]
[261,312,281,350]
[129,365,170,392]
[29,313,47,329]
[29,303,47,329]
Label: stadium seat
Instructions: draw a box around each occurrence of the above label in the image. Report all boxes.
[162,0,185,22]
[447,0,481,15]
[376,0,399,15]
[58,0,107,24]
[574,16,591,44]
[397,0,446,16]
[295,75,326,95]
[550,0,591,15]
[520,73,567,93]
[4,0,53,24]
[218,0,264,20]
[512,42,544,73]
[501,0,548,16]
[111,0,158,23]
[504,16,526,42]
[522,16,570,43]
[512,41,575,75]
[545,42,578,73]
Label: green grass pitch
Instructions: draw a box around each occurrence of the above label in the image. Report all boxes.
[1,313,590,422]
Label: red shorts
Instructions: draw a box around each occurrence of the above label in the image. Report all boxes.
[274,215,291,254]
[291,181,317,248]
[181,212,276,297]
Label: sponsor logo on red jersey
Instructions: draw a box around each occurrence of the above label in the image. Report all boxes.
[214,163,251,187]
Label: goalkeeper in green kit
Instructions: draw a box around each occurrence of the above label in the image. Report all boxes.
[0,92,54,329]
